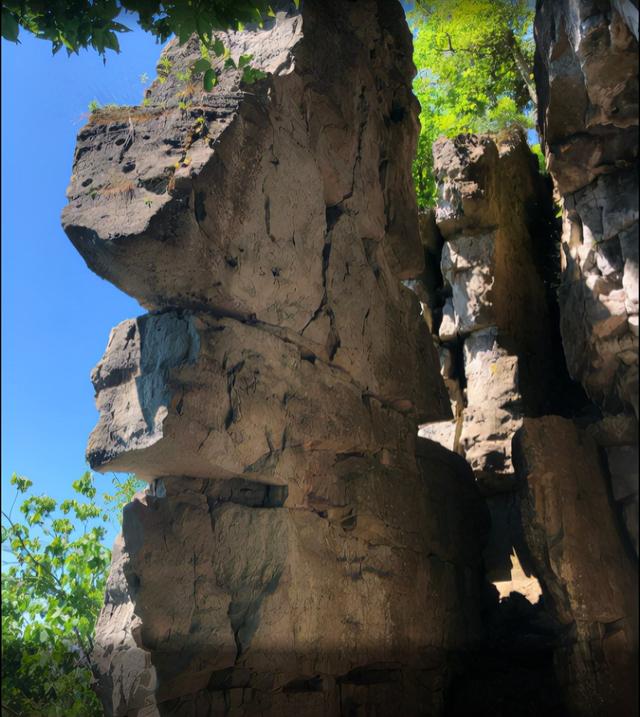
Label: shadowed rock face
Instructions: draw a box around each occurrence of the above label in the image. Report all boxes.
[63,2,490,715]
[514,417,639,717]
[416,128,638,715]
[535,0,639,580]
[532,5,640,709]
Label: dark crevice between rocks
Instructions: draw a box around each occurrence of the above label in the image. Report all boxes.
[522,184,593,420]
[445,590,569,717]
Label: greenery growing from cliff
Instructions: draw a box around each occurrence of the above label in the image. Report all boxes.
[410,0,537,207]
[1,472,143,716]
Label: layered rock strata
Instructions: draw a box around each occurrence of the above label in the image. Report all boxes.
[535,0,639,554]
[418,130,560,489]
[63,2,489,714]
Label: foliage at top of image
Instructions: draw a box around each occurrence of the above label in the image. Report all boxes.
[410,0,537,207]
[1,1,296,94]
[1,1,292,54]
[2,472,143,716]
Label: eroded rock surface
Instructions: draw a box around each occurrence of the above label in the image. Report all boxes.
[535,0,639,564]
[63,2,490,715]
[417,126,638,717]
[515,417,639,717]
[419,130,560,488]
[535,0,639,418]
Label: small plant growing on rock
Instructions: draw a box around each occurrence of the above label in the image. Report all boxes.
[157,55,172,83]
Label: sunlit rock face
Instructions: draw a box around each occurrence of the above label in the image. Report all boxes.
[535,0,638,419]
[535,0,639,566]
[420,130,560,489]
[63,2,491,715]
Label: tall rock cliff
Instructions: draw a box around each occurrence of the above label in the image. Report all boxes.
[61,1,639,715]
[62,2,489,715]
[535,0,639,555]
[531,4,640,711]
[412,3,639,711]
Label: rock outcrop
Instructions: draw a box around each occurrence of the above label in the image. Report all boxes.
[418,127,638,715]
[515,417,638,717]
[535,0,639,556]
[63,2,489,714]
[415,131,570,607]
[418,130,562,489]
[61,0,639,714]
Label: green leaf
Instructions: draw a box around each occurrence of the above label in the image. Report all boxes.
[1,8,19,42]
[203,68,217,91]
[193,57,211,74]
[212,38,225,57]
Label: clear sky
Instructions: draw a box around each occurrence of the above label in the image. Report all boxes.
[1,26,162,531]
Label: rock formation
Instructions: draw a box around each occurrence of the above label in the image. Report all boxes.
[419,130,560,487]
[63,2,490,715]
[535,0,639,555]
[515,417,638,717]
[418,125,638,715]
[415,130,570,601]
[62,0,639,715]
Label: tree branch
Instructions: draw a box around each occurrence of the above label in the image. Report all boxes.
[1,509,96,669]
[506,30,537,107]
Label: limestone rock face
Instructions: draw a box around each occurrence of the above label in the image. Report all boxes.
[87,312,426,482]
[62,1,447,419]
[62,2,490,715]
[535,0,639,563]
[421,130,558,489]
[94,441,488,716]
[514,417,639,717]
[535,0,639,417]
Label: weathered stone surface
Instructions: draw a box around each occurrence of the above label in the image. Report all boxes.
[535,0,639,418]
[63,2,487,715]
[421,119,638,717]
[87,311,426,481]
[63,2,447,421]
[93,440,489,716]
[558,173,639,415]
[535,0,639,579]
[459,329,522,487]
[422,131,560,489]
[535,0,638,196]
[514,416,639,716]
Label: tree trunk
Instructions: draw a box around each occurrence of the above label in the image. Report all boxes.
[507,30,538,107]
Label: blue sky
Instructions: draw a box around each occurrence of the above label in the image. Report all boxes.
[1,26,161,539]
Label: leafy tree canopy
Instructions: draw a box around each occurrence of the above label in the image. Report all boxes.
[2,472,143,716]
[410,0,536,207]
[1,1,285,54]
